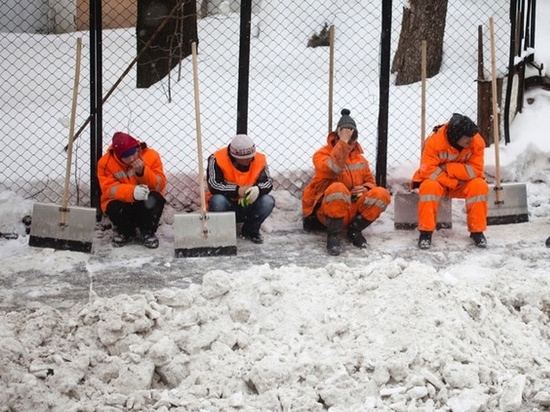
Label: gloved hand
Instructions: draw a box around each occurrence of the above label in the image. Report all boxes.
[245,186,260,204]
[133,184,150,201]
[237,186,260,207]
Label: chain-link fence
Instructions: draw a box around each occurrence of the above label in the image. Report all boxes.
[0,0,510,212]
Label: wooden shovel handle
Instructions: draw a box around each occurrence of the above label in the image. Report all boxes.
[420,40,426,158]
[328,25,335,133]
[191,42,208,221]
[61,37,82,225]
[489,17,502,197]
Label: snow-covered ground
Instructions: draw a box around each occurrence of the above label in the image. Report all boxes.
[2,179,550,411]
[2,1,550,411]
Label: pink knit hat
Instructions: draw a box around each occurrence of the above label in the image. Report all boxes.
[112,132,139,159]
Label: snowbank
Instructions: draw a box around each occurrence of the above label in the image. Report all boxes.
[2,259,550,411]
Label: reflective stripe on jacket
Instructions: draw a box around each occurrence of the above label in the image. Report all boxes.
[97,143,166,212]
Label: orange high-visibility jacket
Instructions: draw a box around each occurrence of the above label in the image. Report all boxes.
[411,123,486,190]
[206,147,268,203]
[97,142,166,213]
[302,132,376,217]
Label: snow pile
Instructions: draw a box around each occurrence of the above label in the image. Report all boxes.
[0,191,32,236]
[2,259,550,411]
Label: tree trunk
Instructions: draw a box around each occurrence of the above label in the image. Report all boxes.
[391,0,448,86]
[136,0,197,89]
[200,0,208,18]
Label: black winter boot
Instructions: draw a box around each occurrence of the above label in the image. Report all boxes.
[418,231,433,250]
[470,232,487,248]
[347,214,372,249]
[303,215,326,232]
[326,217,344,256]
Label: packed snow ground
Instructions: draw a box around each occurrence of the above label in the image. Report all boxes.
[2,165,550,411]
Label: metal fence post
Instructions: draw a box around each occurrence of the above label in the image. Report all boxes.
[376,0,392,188]
[236,0,252,135]
[90,0,103,213]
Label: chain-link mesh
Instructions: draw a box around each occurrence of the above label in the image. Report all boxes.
[0,0,509,211]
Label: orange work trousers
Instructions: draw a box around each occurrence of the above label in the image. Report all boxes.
[418,178,488,232]
[316,182,391,227]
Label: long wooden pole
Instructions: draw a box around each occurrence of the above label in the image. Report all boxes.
[191,42,209,238]
[61,37,82,226]
[328,25,335,133]
[489,17,503,204]
[420,40,427,159]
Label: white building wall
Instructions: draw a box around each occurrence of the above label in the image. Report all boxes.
[0,0,49,33]
[0,0,75,34]
[48,0,76,33]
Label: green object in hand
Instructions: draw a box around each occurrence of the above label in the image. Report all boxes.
[238,197,249,208]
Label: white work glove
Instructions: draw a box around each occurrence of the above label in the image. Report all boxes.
[245,186,260,204]
[238,186,260,207]
[133,184,150,201]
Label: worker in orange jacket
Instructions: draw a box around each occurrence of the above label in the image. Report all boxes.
[97,132,167,248]
[302,109,391,255]
[411,113,489,249]
[206,134,274,244]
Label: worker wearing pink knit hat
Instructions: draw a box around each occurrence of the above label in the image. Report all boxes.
[97,131,167,248]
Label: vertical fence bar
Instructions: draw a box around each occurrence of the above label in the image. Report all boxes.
[376,0,392,188]
[504,0,518,144]
[90,0,103,212]
[236,0,252,135]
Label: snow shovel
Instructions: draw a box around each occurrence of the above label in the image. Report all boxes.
[173,42,237,257]
[486,18,528,225]
[28,38,96,253]
[394,40,452,230]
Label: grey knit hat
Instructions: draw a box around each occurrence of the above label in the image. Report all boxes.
[229,134,256,159]
[336,109,357,129]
